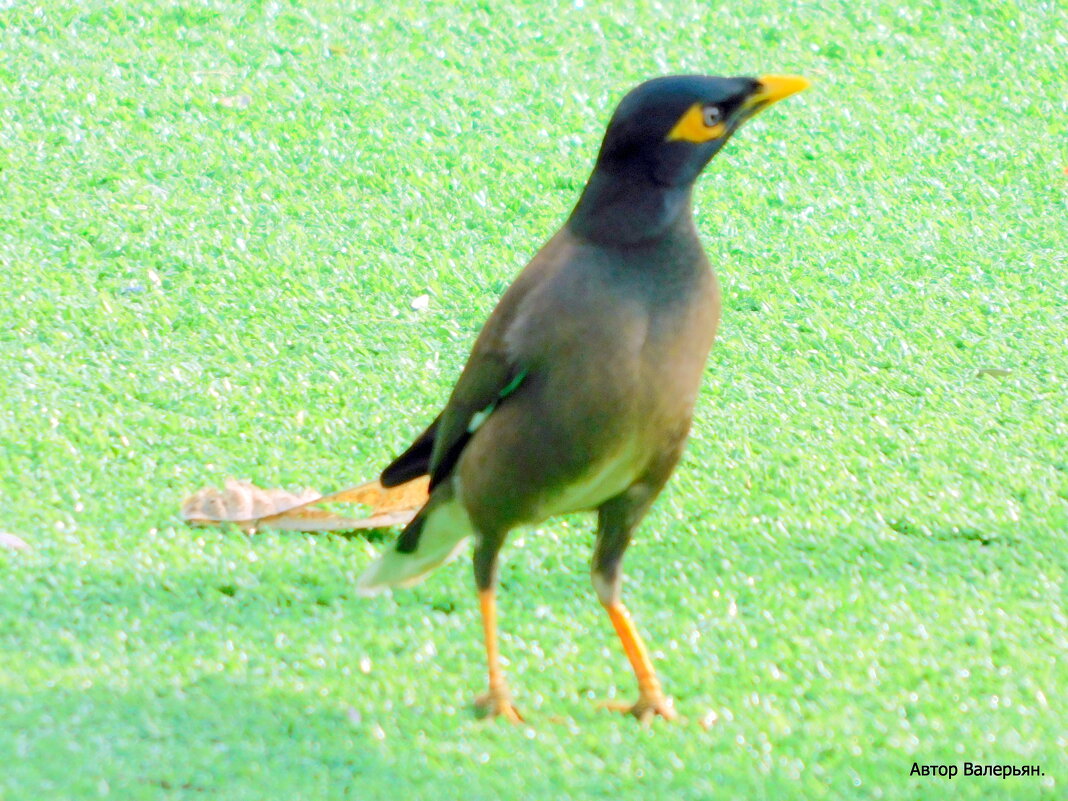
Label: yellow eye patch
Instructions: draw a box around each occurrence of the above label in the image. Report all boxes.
[666,103,726,143]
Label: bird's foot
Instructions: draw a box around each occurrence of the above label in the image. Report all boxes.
[474,688,523,723]
[601,692,677,724]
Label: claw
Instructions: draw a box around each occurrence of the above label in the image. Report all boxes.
[600,693,677,724]
[474,689,524,723]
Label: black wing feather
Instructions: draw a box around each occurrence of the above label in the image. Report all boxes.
[380,413,440,487]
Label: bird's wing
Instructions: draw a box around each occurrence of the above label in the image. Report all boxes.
[380,233,571,490]
[380,231,572,493]
[427,349,528,489]
[380,339,527,491]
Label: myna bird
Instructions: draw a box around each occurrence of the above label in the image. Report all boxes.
[357,74,809,722]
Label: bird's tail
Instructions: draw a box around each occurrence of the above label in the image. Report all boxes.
[355,493,472,595]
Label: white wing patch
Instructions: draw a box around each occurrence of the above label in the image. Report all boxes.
[467,368,528,434]
[467,405,493,434]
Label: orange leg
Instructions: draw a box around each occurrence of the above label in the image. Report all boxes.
[603,602,677,722]
[474,589,522,722]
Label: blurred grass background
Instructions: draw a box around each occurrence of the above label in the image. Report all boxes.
[0,0,1064,798]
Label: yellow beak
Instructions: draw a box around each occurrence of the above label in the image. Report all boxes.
[747,74,811,110]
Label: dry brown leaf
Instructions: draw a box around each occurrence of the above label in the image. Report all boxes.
[181,476,428,533]
[316,477,430,513]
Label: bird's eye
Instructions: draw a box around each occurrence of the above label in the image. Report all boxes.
[667,102,728,143]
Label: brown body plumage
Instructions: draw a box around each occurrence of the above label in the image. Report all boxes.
[357,74,808,722]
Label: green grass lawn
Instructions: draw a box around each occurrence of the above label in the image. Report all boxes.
[1,0,1065,798]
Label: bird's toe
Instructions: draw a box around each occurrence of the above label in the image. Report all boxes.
[474,689,524,723]
[601,693,677,724]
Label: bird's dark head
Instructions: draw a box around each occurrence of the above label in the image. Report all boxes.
[596,74,810,187]
[569,74,809,244]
